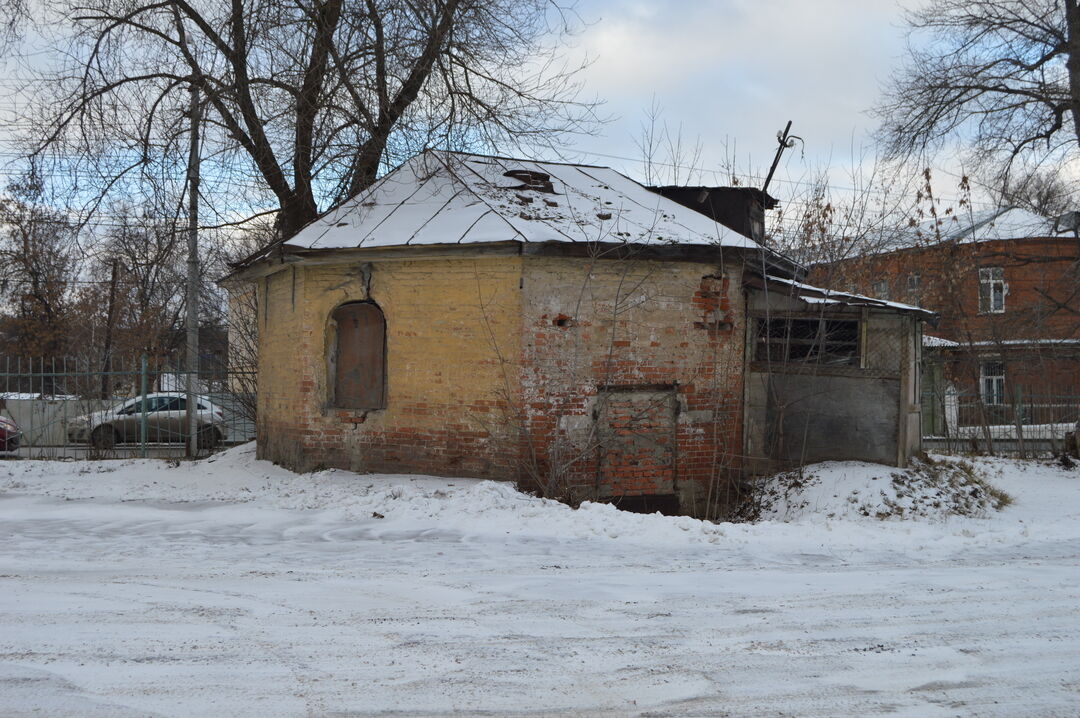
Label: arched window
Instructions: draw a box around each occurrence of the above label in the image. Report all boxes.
[330,302,386,410]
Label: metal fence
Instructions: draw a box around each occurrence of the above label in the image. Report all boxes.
[922,388,1078,457]
[0,356,256,459]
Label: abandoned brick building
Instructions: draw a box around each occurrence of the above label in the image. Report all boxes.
[226,151,932,517]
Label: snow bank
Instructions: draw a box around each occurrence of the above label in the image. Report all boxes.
[744,457,1011,522]
[0,443,731,545]
[3,444,1077,558]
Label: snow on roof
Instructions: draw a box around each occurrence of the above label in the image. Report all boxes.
[287,151,761,252]
[927,338,1080,349]
[761,275,937,318]
[923,335,960,348]
[904,206,1056,246]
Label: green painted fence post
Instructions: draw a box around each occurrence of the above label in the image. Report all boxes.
[140,354,148,459]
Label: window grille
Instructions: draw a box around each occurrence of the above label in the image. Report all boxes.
[755,317,860,367]
[980,361,1005,405]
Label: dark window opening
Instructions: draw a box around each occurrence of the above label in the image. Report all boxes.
[160,397,182,412]
[608,494,681,516]
[331,302,387,410]
[755,317,860,366]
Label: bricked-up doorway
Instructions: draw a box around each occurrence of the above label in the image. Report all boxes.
[595,386,679,501]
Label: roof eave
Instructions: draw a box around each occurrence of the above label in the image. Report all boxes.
[745,273,940,326]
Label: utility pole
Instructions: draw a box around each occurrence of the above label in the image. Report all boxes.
[100,258,119,399]
[762,120,801,198]
[185,82,201,458]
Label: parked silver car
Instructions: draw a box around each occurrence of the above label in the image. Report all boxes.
[67,393,225,449]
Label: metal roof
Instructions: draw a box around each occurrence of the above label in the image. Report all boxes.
[285,151,765,252]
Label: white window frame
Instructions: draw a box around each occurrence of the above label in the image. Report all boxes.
[978,267,1006,314]
[980,361,1005,405]
[871,279,889,300]
[906,272,921,296]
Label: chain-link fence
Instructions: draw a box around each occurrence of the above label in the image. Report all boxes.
[0,356,256,459]
[922,388,1079,457]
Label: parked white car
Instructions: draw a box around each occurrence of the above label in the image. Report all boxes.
[67,393,225,449]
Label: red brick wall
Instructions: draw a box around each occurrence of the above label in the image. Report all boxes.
[811,237,1078,343]
[518,259,746,517]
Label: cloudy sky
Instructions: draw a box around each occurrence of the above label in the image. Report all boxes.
[0,0,960,209]
[561,0,922,194]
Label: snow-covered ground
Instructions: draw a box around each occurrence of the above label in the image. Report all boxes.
[1,445,1078,717]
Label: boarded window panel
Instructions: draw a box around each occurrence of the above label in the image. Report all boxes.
[333,302,386,409]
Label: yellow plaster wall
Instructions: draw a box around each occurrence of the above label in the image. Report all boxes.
[256,255,523,475]
[254,266,308,466]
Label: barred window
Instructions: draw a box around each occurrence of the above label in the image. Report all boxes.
[330,302,387,410]
[755,317,860,366]
[978,267,1005,313]
[980,361,1005,405]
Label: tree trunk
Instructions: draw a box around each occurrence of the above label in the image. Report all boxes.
[1066,0,1080,146]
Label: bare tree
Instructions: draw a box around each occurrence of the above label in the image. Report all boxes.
[634,99,704,186]
[0,179,80,362]
[14,0,599,239]
[80,205,188,361]
[875,0,1080,181]
[992,167,1075,215]
[769,157,922,270]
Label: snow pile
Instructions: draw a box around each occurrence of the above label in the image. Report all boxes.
[743,456,1012,522]
[0,443,732,545]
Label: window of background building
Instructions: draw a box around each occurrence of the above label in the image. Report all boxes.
[906,273,921,299]
[978,267,1006,313]
[871,279,889,300]
[980,361,1005,405]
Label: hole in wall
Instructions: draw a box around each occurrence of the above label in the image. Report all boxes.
[608,494,681,516]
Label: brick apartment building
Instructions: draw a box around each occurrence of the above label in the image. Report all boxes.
[810,206,1080,432]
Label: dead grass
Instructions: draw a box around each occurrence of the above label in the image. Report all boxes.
[899,456,1013,515]
[734,456,1013,523]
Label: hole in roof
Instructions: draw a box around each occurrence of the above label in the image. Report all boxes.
[503,170,555,194]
